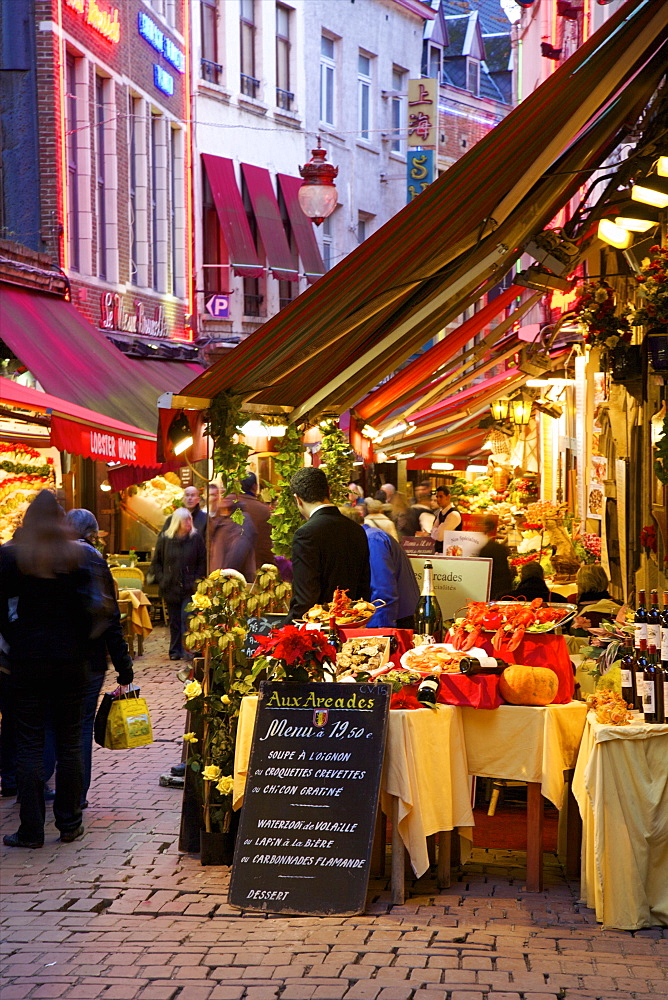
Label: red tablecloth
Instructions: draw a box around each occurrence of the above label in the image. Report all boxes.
[391,673,501,711]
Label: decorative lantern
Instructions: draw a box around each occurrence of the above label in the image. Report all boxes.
[298,138,338,225]
[490,397,510,422]
[508,397,533,426]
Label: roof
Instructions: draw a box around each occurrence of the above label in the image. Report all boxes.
[440,0,511,35]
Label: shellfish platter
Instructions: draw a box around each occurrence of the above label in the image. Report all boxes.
[449,600,578,653]
[299,587,385,627]
[399,643,487,677]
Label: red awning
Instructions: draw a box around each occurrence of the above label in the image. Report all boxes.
[242,164,299,282]
[356,285,522,422]
[277,174,325,284]
[1,377,157,465]
[202,154,263,278]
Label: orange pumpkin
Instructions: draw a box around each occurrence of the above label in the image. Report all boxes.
[499,664,559,706]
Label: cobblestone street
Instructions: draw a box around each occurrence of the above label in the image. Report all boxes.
[1,628,665,1000]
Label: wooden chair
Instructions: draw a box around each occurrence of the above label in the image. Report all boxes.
[109,565,145,590]
[111,566,145,656]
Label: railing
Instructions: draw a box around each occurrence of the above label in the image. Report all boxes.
[276,87,294,111]
[243,293,263,316]
[240,73,260,99]
[201,58,223,85]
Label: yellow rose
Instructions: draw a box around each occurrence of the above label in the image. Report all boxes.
[216,775,234,795]
[183,732,198,743]
[183,680,202,700]
[202,765,222,781]
[220,695,231,705]
[192,592,212,610]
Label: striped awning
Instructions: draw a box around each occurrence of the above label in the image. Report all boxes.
[179,1,667,421]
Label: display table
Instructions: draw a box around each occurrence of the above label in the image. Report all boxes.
[233,697,474,904]
[572,713,668,929]
[461,702,587,890]
[118,588,153,637]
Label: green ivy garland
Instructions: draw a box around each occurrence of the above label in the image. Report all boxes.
[268,424,304,556]
[320,419,354,506]
[208,392,251,496]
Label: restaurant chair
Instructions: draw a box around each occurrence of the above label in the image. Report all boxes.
[110,566,145,656]
[116,598,138,658]
[109,565,145,590]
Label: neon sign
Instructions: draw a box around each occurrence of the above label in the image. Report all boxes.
[64,0,121,44]
[154,65,174,97]
[138,11,185,73]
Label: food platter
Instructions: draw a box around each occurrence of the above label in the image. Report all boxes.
[399,643,486,676]
[449,600,578,652]
[297,588,386,627]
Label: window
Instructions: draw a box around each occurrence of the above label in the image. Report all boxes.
[95,77,108,280]
[322,216,332,271]
[466,58,479,96]
[422,42,442,82]
[240,0,258,98]
[242,175,263,316]
[278,279,294,310]
[201,0,222,84]
[276,3,292,110]
[129,96,139,284]
[320,35,335,126]
[358,53,371,141]
[391,67,405,153]
[65,53,80,271]
[357,215,367,244]
[202,166,225,296]
[150,114,166,292]
[170,127,180,297]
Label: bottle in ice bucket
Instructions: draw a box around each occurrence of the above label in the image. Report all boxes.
[619,642,636,709]
[643,643,659,724]
[417,674,439,707]
[647,590,661,649]
[634,589,648,649]
[459,655,509,676]
[634,638,648,713]
[415,561,443,644]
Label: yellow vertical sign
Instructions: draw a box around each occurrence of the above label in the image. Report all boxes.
[407,79,437,148]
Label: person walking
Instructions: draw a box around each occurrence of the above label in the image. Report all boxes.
[209,495,257,582]
[64,510,134,807]
[162,486,207,537]
[364,498,400,542]
[238,472,275,569]
[150,507,206,660]
[287,467,370,621]
[0,491,94,848]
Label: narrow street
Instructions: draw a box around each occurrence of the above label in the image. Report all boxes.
[1,629,665,1000]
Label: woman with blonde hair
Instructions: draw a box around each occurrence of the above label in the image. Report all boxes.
[150,507,206,660]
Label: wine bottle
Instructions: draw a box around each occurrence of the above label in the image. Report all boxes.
[417,674,439,707]
[619,643,636,708]
[647,590,661,649]
[415,561,443,643]
[459,655,509,676]
[661,591,668,668]
[634,589,648,649]
[654,659,666,725]
[326,616,342,654]
[643,643,659,723]
[634,638,648,713]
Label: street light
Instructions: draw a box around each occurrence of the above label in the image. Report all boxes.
[490,397,510,422]
[508,397,532,426]
[298,138,339,225]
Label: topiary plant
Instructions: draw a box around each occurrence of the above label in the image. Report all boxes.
[268,424,305,556]
[319,419,353,506]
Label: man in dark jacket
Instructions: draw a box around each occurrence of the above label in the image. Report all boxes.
[162,486,207,537]
[288,468,371,621]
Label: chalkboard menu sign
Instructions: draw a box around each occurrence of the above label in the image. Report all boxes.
[242,614,288,658]
[229,681,390,916]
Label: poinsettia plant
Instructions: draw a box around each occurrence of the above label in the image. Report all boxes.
[251,624,336,683]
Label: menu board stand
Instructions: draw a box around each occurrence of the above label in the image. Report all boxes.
[229,681,390,916]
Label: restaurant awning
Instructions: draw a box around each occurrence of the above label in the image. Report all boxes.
[277,174,326,284]
[241,163,299,281]
[0,377,157,465]
[202,154,263,278]
[177,1,666,423]
[0,286,203,432]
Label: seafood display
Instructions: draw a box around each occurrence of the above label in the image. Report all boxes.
[585,690,633,726]
[400,644,468,675]
[302,588,383,626]
[449,599,577,652]
[337,636,392,678]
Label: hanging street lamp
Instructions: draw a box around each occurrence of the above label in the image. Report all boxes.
[298,137,339,225]
[490,397,511,422]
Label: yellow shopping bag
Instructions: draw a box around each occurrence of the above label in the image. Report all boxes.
[105,693,153,749]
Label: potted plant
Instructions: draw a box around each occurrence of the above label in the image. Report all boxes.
[251,623,337,683]
[573,280,634,377]
[630,244,668,370]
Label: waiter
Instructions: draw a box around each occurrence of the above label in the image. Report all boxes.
[430,485,462,553]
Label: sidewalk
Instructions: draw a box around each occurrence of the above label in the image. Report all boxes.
[1,627,665,1000]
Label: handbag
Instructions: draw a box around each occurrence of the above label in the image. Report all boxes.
[94,686,153,749]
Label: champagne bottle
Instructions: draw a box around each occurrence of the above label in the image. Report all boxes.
[326,616,342,655]
[634,589,648,649]
[647,590,661,649]
[661,592,668,670]
[634,638,648,713]
[654,659,666,725]
[459,655,509,676]
[643,643,659,723]
[417,674,439,707]
[415,561,443,643]
[619,643,636,708]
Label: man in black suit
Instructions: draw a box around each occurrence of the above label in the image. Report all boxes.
[288,468,371,621]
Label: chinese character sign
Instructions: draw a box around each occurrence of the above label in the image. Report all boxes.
[406,151,434,204]
[407,79,437,148]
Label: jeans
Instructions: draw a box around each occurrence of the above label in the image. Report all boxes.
[12,658,87,842]
[166,598,190,658]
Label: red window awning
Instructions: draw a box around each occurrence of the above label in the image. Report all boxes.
[1,377,157,465]
[277,173,325,284]
[202,154,263,278]
[241,164,299,282]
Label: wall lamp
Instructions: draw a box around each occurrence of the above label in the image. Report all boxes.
[490,397,510,422]
[631,175,668,209]
[168,412,194,456]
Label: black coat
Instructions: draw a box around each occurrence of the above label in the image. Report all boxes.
[76,541,133,683]
[150,531,207,604]
[288,506,371,620]
[162,504,208,538]
[478,539,514,601]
